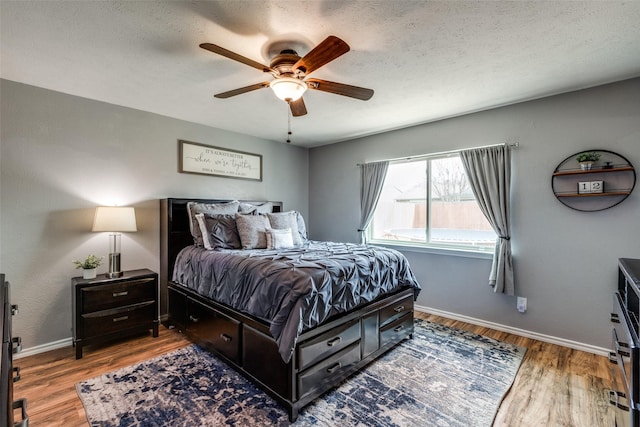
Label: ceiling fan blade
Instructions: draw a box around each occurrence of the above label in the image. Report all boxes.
[292,35,350,75]
[214,82,270,99]
[306,78,374,100]
[200,43,272,73]
[289,98,308,117]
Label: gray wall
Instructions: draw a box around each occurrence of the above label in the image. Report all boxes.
[3,77,639,353]
[0,79,309,350]
[309,78,640,350]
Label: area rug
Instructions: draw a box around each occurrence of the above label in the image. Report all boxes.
[76,319,526,427]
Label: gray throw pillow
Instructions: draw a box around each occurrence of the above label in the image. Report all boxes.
[196,213,241,250]
[235,214,270,249]
[187,201,240,246]
[267,211,302,247]
[295,211,308,241]
[238,202,274,215]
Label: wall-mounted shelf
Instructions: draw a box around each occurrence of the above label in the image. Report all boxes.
[556,191,632,198]
[552,166,634,177]
[551,150,635,211]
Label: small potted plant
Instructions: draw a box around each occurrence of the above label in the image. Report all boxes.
[576,151,601,170]
[73,254,103,279]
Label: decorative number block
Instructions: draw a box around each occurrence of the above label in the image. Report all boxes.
[590,180,604,193]
[578,181,592,194]
[577,181,604,194]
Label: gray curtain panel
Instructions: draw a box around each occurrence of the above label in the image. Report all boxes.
[460,145,514,295]
[358,161,389,243]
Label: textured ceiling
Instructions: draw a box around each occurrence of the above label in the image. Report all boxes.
[2,1,640,147]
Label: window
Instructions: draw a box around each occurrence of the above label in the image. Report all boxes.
[369,154,496,251]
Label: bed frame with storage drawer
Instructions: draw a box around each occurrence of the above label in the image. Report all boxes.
[160,198,415,421]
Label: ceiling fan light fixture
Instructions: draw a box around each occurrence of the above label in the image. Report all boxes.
[270,77,307,102]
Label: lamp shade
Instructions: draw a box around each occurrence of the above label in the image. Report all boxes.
[92,207,137,232]
[270,77,307,102]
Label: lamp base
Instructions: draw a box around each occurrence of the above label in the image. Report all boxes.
[105,271,124,278]
[106,252,123,279]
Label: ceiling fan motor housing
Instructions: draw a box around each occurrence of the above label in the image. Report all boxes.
[270,50,304,77]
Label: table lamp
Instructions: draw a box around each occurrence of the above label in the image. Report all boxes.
[92,206,137,278]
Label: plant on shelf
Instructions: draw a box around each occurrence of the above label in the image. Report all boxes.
[73,255,103,279]
[72,254,103,269]
[576,151,601,170]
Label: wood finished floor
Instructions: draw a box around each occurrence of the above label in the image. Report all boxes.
[13,312,615,426]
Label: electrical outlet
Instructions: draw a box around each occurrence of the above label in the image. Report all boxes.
[517,297,527,313]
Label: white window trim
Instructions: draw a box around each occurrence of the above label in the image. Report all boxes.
[369,240,494,260]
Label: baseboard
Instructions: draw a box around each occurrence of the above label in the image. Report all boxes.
[16,316,172,359]
[415,304,609,357]
[15,308,609,359]
[14,337,73,359]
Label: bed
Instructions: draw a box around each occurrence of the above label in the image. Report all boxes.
[160,198,421,421]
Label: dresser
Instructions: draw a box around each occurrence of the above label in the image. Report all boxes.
[1,274,28,426]
[611,258,640,427]
[73,269,159,359]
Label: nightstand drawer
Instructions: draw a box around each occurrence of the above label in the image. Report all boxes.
[81,277,155,312]
[81,301,155,337]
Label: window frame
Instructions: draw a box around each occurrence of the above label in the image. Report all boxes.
[367,152,496,255]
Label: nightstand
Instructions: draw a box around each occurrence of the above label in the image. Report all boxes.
[72,268,158,359]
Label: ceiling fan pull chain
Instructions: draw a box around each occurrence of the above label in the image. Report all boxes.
[286,103,292,144]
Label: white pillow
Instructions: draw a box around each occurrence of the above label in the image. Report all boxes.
[265,228,294,250]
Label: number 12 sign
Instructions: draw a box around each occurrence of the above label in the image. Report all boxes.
[578,181,604,194]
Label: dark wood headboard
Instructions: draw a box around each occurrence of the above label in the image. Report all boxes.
[159,198,283,317]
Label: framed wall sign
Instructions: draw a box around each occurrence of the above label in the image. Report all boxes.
[178,140,262,181]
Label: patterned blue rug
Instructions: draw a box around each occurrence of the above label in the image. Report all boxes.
[76,319,526,426]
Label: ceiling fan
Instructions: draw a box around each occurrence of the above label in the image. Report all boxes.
[200,35,374,117]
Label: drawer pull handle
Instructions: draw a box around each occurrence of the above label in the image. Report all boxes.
[394,325,405,332]
[189,315,199,323]
[609,351,618,364]
[610,313,620,323]
[327,362,342,374]
[394,305,405,313]
[12,337,22,353]
[327,337,342,347]
[13,366,21,382]
[113,291,129,297]
[220,334,232,343]
[113,316,129,322]
[617,339,630,348]
[609,390,630,411]
[12,398,28,427]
